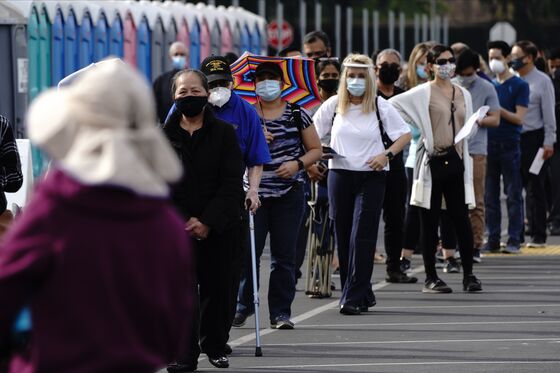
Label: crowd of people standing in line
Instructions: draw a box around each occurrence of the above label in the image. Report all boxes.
[0,27,557,373]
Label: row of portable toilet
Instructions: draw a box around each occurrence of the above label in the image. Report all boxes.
[7,0,267,98]
[0,0,267,177]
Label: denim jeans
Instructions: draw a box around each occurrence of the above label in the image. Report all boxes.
[485,138,524,245]
[328,169,385,308]
[236,184,304,321]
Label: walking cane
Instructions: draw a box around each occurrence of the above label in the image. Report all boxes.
[247,201,263,357]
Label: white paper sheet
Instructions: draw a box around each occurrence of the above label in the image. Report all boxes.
[454,105,490,144]
[529,148,545,175]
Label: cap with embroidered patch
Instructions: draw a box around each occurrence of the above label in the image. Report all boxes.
[200,56,233,83]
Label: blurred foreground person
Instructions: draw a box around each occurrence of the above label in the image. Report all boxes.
[164,69,244,371]
[0,60,194,373]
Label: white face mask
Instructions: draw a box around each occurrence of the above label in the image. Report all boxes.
[208,86,232,108]
[489,59,506,75]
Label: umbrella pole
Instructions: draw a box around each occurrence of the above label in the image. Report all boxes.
[248,212,262,357]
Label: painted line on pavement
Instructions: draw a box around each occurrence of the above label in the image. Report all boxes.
[215,360,560,370]
[262,337,560,347]
[298,320,560,328]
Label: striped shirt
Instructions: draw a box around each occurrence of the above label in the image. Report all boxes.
[0,115,23,212]
[258,103,312,198]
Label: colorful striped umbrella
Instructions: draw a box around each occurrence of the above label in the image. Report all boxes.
[230,52,322,111]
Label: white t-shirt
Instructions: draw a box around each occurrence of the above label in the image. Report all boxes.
[313,95,410,171]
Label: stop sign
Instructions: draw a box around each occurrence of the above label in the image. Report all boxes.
[267,20,294,50]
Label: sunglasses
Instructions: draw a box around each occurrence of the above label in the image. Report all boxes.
[434,57,456,66]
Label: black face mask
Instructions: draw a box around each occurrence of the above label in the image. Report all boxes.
[378,64,400,85]
[317,79,339,94]
[175,96,208,118]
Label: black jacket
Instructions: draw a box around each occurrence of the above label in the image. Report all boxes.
[163,108,244,234]
[153,69,179,124]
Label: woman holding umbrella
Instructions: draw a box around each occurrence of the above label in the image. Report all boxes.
[233,62,322,329]
[313,54,411,315]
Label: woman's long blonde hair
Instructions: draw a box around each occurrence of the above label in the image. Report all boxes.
[405,42,430,90]
[336,54,377,115]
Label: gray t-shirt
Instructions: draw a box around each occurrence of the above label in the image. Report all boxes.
[453,75,500,155]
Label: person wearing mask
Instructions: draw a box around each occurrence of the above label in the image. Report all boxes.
[373,49,418,284]
[398,42,431,273]
[511,40,557,247]
[302,30,331,59]
[198,55,271,356]
[0,115,22,240]
[0,60,194,373]
[546,48,560,235]
[233,62,322,328]
[164,69,244,371]
[153,42,189,124]
[294,59,341,284]
[314,54,411,315]
[484,41,530,254]
[446,49,500,265]
[390,44,483,294]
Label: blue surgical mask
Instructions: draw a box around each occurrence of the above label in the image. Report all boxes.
[172,56,187,70]
[416,64,428,79]
[346,78,366,97]
[256,80,282,101]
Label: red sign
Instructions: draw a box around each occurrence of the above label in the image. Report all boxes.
[267,20,294,50]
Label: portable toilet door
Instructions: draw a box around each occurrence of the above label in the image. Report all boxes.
[79,11,94,68]
[163,19,177,72]
[210,18,221,56]
[28,5,41,100]
[136,15,151,80]
[94,11,110,61]
[219,17,233,55]
[150,15,165,80]
[109,13,124,57]
[123,12,137,67]
[177,19,190,67]
[189,19,200,69]
[230,19,241,56]
[198,17,211,64]
[51,7,65,86]
[250,21,261,55]
[64,8,79,77]
[240,21,250,55]
[38,4,52,92]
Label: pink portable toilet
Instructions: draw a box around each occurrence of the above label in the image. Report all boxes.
[197,3,221,56]
[216,6,233,55]
[123,11,137,67]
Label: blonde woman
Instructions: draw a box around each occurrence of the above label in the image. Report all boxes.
[313,54,411,315]
[401,42,431,90]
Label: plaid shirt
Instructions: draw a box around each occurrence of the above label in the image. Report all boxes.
[0,115,23,212]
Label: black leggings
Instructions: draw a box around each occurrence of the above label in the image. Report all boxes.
[420,165,474,281]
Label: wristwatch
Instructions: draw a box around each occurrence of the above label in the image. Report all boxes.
[296,158,305,170]
[385,151,394,161]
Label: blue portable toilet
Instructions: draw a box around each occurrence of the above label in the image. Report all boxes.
[138,1,166,80]
[240,22,250,54]
[51,6,65,86]
[78,10,94,68]
[247,15,261,55]
[64,7,79,77]
[94,10,110,61]
[184,11,200,69]
[136,14,151,80]
[109,11,124,57]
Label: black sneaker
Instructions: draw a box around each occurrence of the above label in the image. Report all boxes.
[232,312,251,327]
[167,361,197,372]
[481,241,500,253]
[270,317,294,329]
[422,278,452,293]
[526,239,546,248]
[463,274,482,292]
[386,271,418,283]
[473,249,482,263]
[443,257,460,273]
[400,257,412,273]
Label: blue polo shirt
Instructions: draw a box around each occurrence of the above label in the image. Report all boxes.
[166,92,271,169]
[488,76,530,142]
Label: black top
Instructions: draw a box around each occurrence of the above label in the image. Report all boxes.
[377,85,405,100]
[153,69,179,124]
[163,108,244,234]
[0,115,23,212]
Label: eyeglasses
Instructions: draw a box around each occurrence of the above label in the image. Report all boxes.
[434,57,456,66]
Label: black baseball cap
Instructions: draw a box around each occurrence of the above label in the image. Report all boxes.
[255,62,283,80]
[200,56,233,83]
